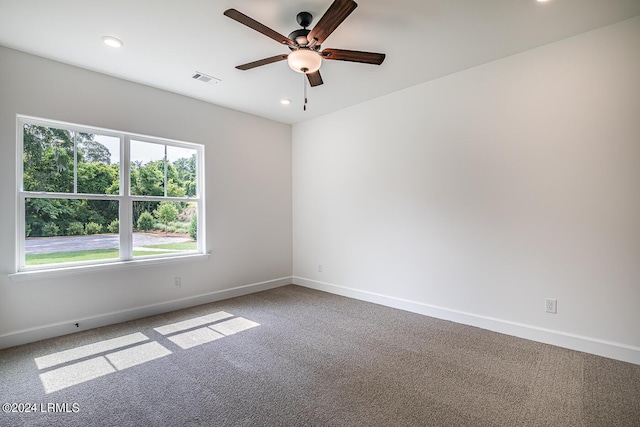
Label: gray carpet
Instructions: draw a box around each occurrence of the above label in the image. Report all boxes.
[1,285,638,426]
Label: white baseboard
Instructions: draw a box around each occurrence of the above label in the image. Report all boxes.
[0,276,292,350]
[293,276,640,366]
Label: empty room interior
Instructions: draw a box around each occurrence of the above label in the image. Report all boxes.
[1,0,639,425]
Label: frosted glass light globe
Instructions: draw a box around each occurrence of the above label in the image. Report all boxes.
[287,49,322,74]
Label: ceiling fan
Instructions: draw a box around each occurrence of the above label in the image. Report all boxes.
[223,0,386,89]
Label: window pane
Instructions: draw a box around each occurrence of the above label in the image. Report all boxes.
[19,117,204,271]
[25,198,120,266]
[130,140,165,196]
[132,200,197,257]
[23,124,75,193]
[167,146,198,197]
[78,134,120,195]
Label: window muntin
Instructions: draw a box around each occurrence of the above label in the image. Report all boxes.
[18,116,204,271]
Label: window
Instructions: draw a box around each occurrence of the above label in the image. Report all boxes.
[17,116,205,271]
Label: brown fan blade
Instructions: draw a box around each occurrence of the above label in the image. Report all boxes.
[307,0,358,45]
[236,54,289,71]
[224,9,293,46]
[321,48,385,65]
[306,70,324,87]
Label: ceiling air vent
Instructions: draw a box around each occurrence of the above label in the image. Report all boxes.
[192,72,220,84]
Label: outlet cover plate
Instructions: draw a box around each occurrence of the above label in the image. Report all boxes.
[545,298,557,314]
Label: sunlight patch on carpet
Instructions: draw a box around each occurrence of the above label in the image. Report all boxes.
[39,357,116,393]
[168,327,225,349]
[38,340,172,394]
[34,332,149,369]
[105,341,172,370]
[210,317,260,336]
[154,311,233,335]
[35,311,260,393]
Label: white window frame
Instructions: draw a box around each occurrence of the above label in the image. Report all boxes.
[14,115,206,276]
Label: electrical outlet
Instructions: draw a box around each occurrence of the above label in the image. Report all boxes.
[317,264,323,273]
[545,298,557,314]
[174,277,182,288]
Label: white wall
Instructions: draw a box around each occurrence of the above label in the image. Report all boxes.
[293,16,640,364]
[0,46,292,348]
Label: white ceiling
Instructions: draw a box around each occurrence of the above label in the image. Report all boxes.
[1,0,639,125]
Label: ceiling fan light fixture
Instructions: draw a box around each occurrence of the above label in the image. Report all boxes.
[287,49,322,74]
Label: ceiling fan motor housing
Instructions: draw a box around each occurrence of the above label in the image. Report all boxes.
[288,28,312,48]
[289,12,320,49]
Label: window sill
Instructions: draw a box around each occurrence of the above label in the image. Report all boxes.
[8,253,211,282]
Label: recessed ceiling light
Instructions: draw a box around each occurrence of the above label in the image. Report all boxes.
[102,36,124,48]
[280,99,291,105]
[536,0,552,3]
